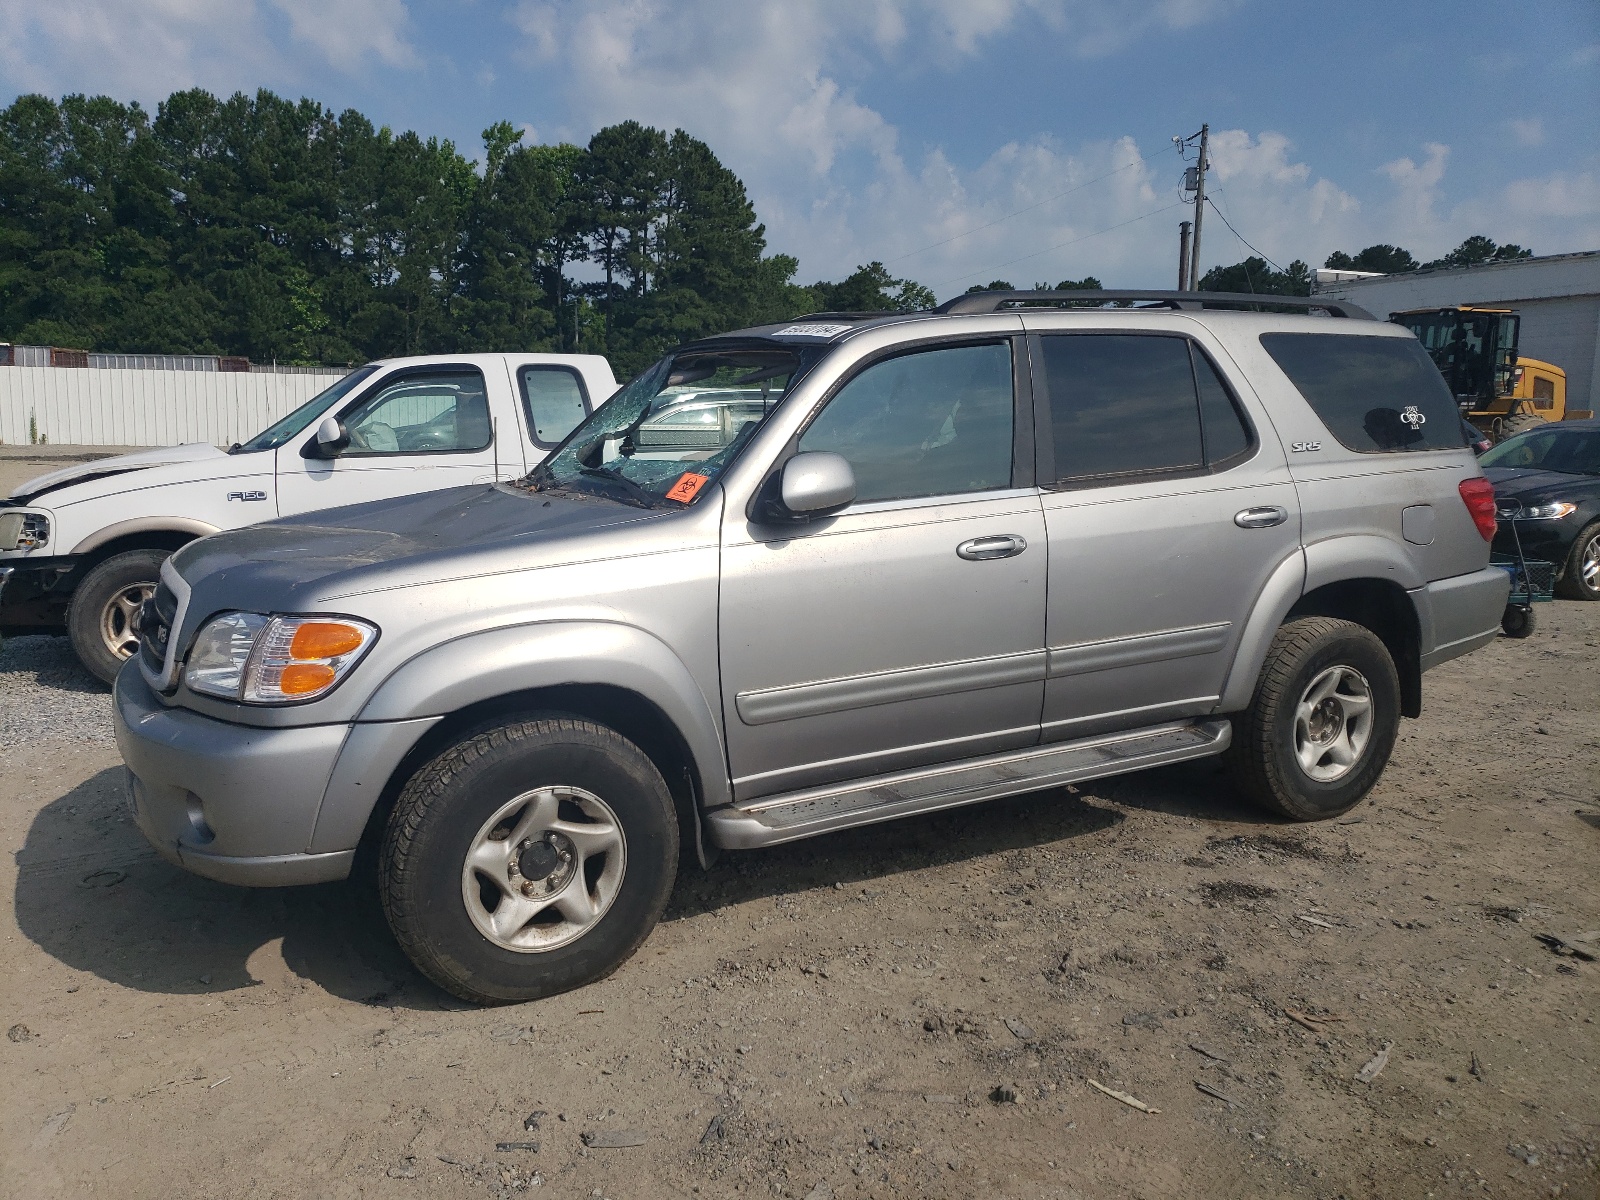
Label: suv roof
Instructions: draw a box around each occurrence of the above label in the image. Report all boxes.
[712,289,1377,348]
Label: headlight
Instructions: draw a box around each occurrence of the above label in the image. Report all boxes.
[0,510,50,551]
[1519,501,1576,520]
[184,613,377,703]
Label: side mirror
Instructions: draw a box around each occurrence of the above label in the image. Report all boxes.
[778,452,855,517]
[304,415,350,459]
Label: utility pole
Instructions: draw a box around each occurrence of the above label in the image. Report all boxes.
[1178,220,1192,290]
[1187,123,1210,291]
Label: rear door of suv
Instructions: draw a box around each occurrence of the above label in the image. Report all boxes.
[1022,315,1301,741]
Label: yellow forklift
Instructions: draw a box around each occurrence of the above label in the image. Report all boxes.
[1391,306,1581,441]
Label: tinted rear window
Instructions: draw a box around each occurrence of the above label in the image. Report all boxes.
[1260,333,1463,453]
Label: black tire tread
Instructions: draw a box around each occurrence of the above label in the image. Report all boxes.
[1226,616,1393,821]
[379,716,676,1005]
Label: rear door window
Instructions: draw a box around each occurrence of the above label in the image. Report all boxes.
[1260,333,1462,453]
[1035,334,1204,484]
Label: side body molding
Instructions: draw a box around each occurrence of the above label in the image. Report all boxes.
[356,620,732,811]
[1216,548,1306,712]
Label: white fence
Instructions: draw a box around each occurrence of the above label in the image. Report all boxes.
[0,366,349,447]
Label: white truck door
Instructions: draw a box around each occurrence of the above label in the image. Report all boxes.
[275,363,505,515]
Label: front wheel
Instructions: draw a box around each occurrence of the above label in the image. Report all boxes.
[1226,617,1401,821]
[67,549,168,685]
[1555,521,1600,601]
[379,716,679,1005]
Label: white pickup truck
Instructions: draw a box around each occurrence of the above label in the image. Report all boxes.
[0,352,616,682]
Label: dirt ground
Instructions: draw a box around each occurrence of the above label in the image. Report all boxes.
[1,598,1597,1198]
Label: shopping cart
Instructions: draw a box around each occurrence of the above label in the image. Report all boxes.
[1490,497,1556,639]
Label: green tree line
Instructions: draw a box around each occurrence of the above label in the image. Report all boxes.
[0,90,935,376]
[1199,235,1535,297]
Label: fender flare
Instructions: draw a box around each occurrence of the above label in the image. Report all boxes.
[356,619,731,811]
[1218,548,1306,712]
[71,516,219,556]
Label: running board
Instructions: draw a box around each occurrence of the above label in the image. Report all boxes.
[704,718,1231,850]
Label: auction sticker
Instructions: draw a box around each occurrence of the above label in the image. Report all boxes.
[665,472,710,503]
[773,324,854,338]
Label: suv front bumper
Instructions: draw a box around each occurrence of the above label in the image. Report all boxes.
[115,665,356,886]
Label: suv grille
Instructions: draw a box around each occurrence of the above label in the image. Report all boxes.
[139,582,177,675]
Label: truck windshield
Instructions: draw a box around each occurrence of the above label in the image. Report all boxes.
[524,345,818,508]
[229,365,378,453]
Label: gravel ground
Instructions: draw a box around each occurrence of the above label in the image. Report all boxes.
[0,634,114,746]
[1,602,1597,1199]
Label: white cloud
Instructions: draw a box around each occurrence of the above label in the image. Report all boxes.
[269,0,417,68]
[0,0,416,105]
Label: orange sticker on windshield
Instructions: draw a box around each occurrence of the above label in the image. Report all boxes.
[665,472,710,504]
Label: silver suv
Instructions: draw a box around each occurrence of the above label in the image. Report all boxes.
[114,290,1510,1004]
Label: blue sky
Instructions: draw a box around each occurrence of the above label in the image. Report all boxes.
[3,0,1597,297]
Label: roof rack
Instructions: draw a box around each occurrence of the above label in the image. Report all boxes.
[785,311,905,323]
[933,289,1375,320]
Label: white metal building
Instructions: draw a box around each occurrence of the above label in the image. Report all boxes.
[1313,251,1600,413]
[0,348,349,447]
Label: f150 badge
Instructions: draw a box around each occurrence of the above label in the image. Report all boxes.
[1290,440,1322,453]
[227,490,268,502]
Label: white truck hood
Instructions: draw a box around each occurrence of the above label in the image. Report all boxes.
[12,443,229,503]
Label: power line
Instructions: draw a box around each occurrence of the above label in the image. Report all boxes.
[1205,195,1287,274]
[934,200,1189,289]
[885,143,1176,267]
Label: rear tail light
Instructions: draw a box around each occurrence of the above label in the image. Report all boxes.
[1458,477,1497,541]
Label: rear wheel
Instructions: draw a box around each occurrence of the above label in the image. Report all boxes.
[67,549,167,685]
[1555,521,1600,601]
[1226,617,1401,821]
[379,716,679,1005]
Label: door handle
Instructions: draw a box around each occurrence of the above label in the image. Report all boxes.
[957,534,1027,561]
[1234,506,1289,529]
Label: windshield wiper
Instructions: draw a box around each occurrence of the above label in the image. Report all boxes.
[577,466,662,509]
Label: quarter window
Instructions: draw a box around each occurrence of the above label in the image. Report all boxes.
[1260,333,1462,453]
[341,371,492,455]
[798,341,1015,503]
[519,366,590,449]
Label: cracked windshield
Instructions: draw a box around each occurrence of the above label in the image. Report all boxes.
[525,346,817,508]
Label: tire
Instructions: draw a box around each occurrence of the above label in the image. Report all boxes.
[67,549,168,685]
[1494,411,1544,442]
[1226,617,1401,821]
[1555,521,1600,601]
[379,716,679,1005]
[1500,604,1537,638]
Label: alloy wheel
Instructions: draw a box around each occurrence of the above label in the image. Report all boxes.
[100,582,155,660]
[460,785,627,952]
[1293,664,1374,783]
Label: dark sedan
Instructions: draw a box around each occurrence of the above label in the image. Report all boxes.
[1480,418,1600,600]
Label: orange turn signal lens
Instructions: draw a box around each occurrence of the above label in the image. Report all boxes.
[289,621,367,660]
[279,662,338,695]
